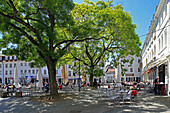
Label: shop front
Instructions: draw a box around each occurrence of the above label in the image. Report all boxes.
[154,63,167,95]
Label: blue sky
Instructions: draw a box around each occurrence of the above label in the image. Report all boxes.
[73,0,160,48]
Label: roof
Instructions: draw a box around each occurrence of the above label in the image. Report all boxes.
[106,69,115,74]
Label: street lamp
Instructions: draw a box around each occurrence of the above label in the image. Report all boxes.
[78,58,80,92]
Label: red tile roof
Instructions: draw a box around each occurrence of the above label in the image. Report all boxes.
[106,69,115,74]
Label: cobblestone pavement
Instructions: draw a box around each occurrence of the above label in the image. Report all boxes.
[0,88,170,113]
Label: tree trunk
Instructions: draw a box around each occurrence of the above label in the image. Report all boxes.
[90,74,94,87]
[46,59,58,96]
[89,66,94,87]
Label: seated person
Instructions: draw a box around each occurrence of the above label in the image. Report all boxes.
[45,82,50,93]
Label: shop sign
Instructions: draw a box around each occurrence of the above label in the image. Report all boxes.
[126,74,134,76]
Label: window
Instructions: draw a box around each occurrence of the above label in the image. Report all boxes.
[56,70,58,74]
[21,63,23,66]
[161,35,163,49]
[6,56,8,61]
[25,70,27,73]
[136,77,141,82]
[5,71,8,75]
[14,56,17,60]
[121,77,124,82]
[10,70,12,75]
[68,71,71,76]
[138,68,140,72]
[154,45,156,56]
[10,56,12,60]
[126,77,130,82]
[154,36,156,40]
[24,63,27,66]
[10,64,12,68]
[32,70,35,74]
[0,64,1,68]
[165,3,167,16]
[159,38,160,51]
[44,70,46,74]
[159,16,161,26]
[21,70,23,74]
[14,63,16,67]
[0,57,2,61]
[36,69,38,74]
[130,68,133,72]
[73,71,75,76]
[0,71,1,75]
[165,30,167,46]
[138,59,141,63]
[5,64,8,68]
[68,65,71,68]
[28,70,31,73]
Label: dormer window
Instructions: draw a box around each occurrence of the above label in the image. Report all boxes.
[10,56,12,60]
[14,56,17,61]
[6,56,8,61]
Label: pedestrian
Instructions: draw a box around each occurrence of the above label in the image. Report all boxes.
[153,77,159,95]
[45,82,50,93]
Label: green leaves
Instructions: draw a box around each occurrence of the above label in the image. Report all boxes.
[0,0,75,66]
[64,0,141,82]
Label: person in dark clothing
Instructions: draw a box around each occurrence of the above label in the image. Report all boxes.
[93,79,97,88]
[153,77,159,95]
[45,82,50,93]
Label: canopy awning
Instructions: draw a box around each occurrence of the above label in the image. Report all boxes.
[144,68,153,75]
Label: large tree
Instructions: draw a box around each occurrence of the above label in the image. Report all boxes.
[0,0,94,96]
[64,0,141,86]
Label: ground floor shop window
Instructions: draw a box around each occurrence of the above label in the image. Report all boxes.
[126,77,135,82]
[121,77,124,81]
[136,77,140,82]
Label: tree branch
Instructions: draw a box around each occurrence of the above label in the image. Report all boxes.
[85,44,93,62]
[9,0,17,17]
[0,11,43,44]
[9,22,40,48]
[70,51,89,66]
[24,18,47,26]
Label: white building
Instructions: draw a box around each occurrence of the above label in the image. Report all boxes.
[141,0,170,96]
[105,65,118,83]
[0,54,81,85]
[117,55,141,83]
[0,54,106,85]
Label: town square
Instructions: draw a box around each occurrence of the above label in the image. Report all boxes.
[0,0,170,113]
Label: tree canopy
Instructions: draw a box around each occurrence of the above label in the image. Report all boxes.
[0,0,95,96]
[63,0,141,85]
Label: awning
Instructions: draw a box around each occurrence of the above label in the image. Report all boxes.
[144,68,153,75]
[25,75,35,78]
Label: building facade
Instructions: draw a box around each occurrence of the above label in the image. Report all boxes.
[105,65,118,83]
[0,54,82,85]
[117,55,142,83]
[141,0,170,96]
[0,54,106,85]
